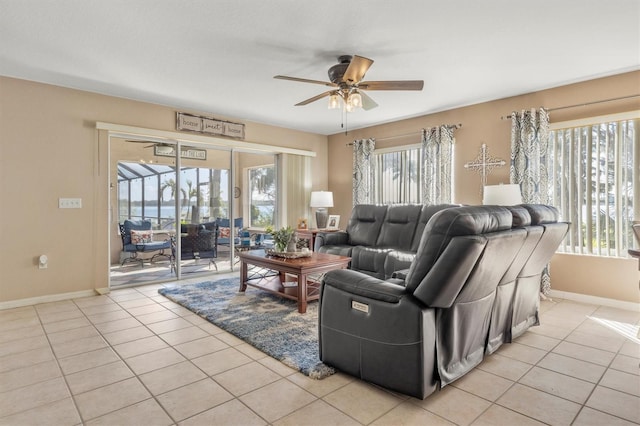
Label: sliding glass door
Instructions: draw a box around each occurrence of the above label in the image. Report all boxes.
[110,138,178,286]
[176,144,233,275]
[109,136,278,287]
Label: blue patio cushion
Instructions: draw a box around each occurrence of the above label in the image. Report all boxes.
[123,219,152,245]
[123,240,170,253]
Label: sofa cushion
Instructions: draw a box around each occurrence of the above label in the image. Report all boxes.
[508,205,532,227]
[123,219,152,245]
[124,240,170,253]
[318,245,354,258]
[346,205,388,246]
[522,204,560,224]
[376,204,422,250]
[350,246,392,279]
[219,227,231,239]
[130,229,153,244]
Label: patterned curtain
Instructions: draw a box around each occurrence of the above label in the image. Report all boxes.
[421,126,455,205]
[353,138,375,205]
[510,108,552,295]
[510,108,550,204]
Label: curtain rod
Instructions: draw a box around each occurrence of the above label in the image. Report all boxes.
[500,94,640,120]
[345,123,462,146]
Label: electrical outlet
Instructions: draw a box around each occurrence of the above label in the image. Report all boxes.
[59,198,82,208]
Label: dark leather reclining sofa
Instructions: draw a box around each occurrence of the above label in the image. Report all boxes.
[316,204,569,399]
[315,204,459,279]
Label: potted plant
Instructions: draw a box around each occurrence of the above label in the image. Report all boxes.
[265,225,296,252]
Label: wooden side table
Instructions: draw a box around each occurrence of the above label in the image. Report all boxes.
[296,229,338,251]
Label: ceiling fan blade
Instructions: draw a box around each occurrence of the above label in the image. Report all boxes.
[359,80,424,91]
[274,75,337,88]
[126,139,156,148]
[295,90,334,106]
[360,91,378,111]
[342,55,374,84]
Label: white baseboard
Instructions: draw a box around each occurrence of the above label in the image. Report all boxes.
[0,290,98,311]
[2,287,636,313]
[548,289,640,312]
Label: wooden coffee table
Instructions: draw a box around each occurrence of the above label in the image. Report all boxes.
[238,249,351,313]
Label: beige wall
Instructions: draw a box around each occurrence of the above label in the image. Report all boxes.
[0,76,328,303]
[327,71,640,303]
[1,72,638,305]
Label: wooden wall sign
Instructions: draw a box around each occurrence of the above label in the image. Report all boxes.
[177,112,245,139]
[154,145,207,160]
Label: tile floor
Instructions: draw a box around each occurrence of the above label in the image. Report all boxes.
[109,257,234,287]
[1,274,638,425]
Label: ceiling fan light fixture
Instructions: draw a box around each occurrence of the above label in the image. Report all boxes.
[349,91,362,109]
[345,96,354,112]
[328,93,340,109]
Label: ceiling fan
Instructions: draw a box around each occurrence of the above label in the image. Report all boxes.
[274,55,424,111]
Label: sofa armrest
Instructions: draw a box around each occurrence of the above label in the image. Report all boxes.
[319,267,438,399]
[392,268,410,280]
[314,231,349,250]
[322,269,408,303]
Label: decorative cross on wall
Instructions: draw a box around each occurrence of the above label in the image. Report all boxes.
[464,144,506,195]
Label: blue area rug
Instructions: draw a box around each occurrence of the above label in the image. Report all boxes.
[158,278,334,379]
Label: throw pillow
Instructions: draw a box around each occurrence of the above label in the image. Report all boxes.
[130,229,153,244]
[219,227,231,239]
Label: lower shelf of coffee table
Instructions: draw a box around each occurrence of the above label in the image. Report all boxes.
[244,275,321,302]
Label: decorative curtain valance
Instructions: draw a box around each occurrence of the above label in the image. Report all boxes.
[421,125,455,205]
[352,138,376,205]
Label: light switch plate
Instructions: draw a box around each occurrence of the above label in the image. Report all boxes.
[59,198,82,208]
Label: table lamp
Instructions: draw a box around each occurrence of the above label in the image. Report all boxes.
[482,184,523,205]
[310,191,334,229]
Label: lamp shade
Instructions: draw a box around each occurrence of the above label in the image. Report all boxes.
[328,93,340,109]
[310,191,334,208]
[483,184,522,205]
[349,91,362,109]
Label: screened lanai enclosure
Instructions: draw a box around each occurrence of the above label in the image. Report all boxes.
[117,162,232,230]
[109,138,278,287]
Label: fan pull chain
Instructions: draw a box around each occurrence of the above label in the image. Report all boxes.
[341,105,348,135]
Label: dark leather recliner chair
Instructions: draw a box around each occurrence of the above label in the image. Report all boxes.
[510,205,570,340]
[319,205,567,399]
[486,206,543,353]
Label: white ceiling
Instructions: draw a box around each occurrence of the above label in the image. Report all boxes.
[1,1,638,135]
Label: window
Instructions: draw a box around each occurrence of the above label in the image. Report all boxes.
[374,146,422,204]
[548,113,638,257]
[117,161,229,228]
[247,165,276,228]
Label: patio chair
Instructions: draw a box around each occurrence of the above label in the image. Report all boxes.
[179,221,218,271]
[216,217,243,246]
[119,219,172,267]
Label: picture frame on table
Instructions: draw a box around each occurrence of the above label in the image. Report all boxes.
[297,217,308,230]
[327,215,340,230]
